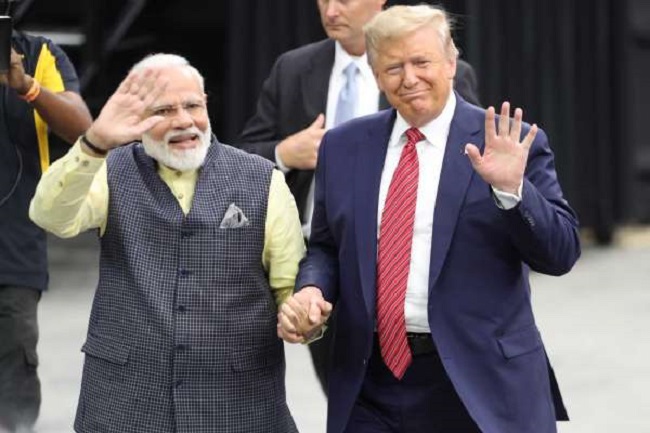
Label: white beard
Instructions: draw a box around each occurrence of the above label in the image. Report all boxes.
[142,124,212,171]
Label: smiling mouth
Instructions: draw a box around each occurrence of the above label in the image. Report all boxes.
[400,91,425,100]
[168,134,200,149]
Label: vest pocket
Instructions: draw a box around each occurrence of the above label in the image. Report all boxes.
[230,343,282,372]
[81,333,130,365]
[497,324,542,359]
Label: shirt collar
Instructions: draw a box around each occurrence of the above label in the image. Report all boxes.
[333,41,373,83]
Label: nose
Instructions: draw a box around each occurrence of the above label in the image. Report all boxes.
[170,107,194,129]
[402,63,419,88]
[325,2,339,19]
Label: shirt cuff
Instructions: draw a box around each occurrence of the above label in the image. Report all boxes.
[492,182,523,210]
[274,146,290,174]
[302,324,328,345]
[70,140,107,173]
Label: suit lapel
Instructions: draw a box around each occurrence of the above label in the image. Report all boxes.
[428,98,483,291]
[355,110,396,319]
[301,40,334,118]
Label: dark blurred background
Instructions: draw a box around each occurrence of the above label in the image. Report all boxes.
[13,0,650,245]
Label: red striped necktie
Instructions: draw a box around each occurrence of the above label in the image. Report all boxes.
[376,127,424,380]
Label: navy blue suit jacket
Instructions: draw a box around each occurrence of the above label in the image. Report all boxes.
[296,95,580,433]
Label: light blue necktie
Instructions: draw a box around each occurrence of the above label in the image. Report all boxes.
[334,62,358,126]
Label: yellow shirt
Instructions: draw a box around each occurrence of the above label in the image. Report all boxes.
[29,140,305,305]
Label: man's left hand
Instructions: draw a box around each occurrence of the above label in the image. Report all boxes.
[465,101,538,194]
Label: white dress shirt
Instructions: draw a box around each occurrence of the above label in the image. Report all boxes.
[377,92,457,332]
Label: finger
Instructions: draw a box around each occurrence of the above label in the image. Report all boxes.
[484,106,496,140]
[311,113,326,129]
[280,300,300,324]
[521,124,538,152]
[510,107,523,143]
[137,115,165,134]
[464,143,482,169]
[308,299,323,324]
[116,73,137,95]
[278,311,298,333]
[137,69,161,100]
[286,295,309,317]
[321,301,333,319]
[277,323,304,343]
[142,75,168,108]
[498,101,510,137]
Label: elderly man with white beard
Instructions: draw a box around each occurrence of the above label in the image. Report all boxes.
[28,53,304,433]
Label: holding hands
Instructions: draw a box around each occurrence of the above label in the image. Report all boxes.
[84,68,168,152]
[277,286,332,344]
[465,102,538,194]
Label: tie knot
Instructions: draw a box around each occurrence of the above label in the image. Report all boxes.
[343,62,357,80]
[405,127,424,145]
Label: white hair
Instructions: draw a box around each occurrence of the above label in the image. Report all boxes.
[130,53,205,90]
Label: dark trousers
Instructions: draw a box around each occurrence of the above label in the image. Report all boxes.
[344,334,481,433]
[0,286,41,433]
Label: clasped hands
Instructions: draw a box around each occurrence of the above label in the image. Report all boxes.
[277,286,332,344]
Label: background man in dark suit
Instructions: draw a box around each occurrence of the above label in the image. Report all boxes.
[278,4,580,432]
[238,0,479,395]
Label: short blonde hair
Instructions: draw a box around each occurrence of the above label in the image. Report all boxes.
[130,53,205,91]
[364,5,459,66]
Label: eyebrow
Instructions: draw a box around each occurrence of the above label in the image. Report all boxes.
[149,99,204,111]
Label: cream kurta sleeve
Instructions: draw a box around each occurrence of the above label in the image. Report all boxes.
[263,170,306,306]
[29,139,109,238]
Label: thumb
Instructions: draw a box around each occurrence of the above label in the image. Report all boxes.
[464,143,482,169]
[308,298,324,324]
[321,301,333,318]
[310,113,325,130]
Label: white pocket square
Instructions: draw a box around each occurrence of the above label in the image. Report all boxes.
[219,203,250,229]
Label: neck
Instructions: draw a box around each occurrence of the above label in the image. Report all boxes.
[340,39,366,57]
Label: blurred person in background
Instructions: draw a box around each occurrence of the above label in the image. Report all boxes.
[0,0,92,431]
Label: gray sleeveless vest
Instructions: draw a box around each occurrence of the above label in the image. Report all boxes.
[74,138,297,433]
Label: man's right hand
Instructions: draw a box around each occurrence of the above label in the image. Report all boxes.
[84,68,168,153]
[277,286,332,343]
[276,114,326,170]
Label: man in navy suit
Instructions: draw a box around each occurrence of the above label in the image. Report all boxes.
[238,0,479,395]
[278,4,580,433]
